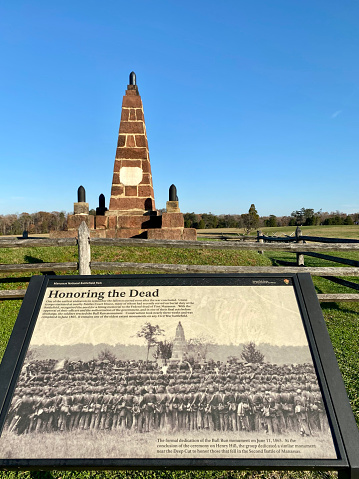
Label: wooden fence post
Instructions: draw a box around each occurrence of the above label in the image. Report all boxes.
[296,226,305,266]
[257,230,264,254]
[78,222,91,275]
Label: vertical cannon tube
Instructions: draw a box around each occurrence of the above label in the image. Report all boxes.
[129,71,136,86]
[169,184,177,202]
[78,186,86,203]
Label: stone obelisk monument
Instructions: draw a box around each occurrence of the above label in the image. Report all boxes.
[107,71,156,218]
[171,321,187,362]
[61,72,197,240]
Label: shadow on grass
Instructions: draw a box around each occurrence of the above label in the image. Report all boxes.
[268,258,301,267]
[30,472,54,479]
[320,302,359,315]
[24,256,44,263]
[0,277,31,284]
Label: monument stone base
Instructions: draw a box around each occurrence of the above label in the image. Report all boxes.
[51,211,196,240]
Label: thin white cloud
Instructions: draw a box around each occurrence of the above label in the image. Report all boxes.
[331,110,342,119]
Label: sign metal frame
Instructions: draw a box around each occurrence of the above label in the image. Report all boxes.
[0,273,357,477]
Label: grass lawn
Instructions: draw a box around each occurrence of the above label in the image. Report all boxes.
[0,227,358,478]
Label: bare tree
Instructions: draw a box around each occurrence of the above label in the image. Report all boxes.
[186,334,214,363]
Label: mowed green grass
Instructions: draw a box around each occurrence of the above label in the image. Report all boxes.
[0,227,358,478]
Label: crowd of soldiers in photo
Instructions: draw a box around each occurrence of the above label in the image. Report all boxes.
[4,357,330,437]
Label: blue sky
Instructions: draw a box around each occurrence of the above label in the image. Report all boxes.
[1,0,358,217]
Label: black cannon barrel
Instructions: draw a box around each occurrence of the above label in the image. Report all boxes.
[99,193,105,208]
[78,185,86,203]
[169,184,177,201]
[129,71,136,85]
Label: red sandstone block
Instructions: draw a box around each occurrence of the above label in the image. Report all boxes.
[111,185,124,196]
[167,230,184,240]
[117,215,144,228]
[122,96,142,108]
[109,197,148,210]
[136,109,143,121]
[161,212,184,228]
[140,173,151,184]
[125,186,138,196]
[116,228,145,239]
[120,159,142,168]
[117,135,126,147]
[135,135,147,147]
[182,228,197,241]
[91,230,106,238]
[147,229,182,240]
[109,198,117,210]
[119,122,144,134]
[113,159,123,170]
[146,230,162,240]
[129,110,136,120]
[116,147,147,159]
[113,159,122,171]
[121,110,129,121]
[141,161,152,174]
[105,229,117,238]
[95,216,108,229]
[87,215,94,229]
[138,185,154,197]
[126,135,136,147]
[108,216,117,228]
[125,89,138,96]
[67,215,94,230]
[112,172,119,184]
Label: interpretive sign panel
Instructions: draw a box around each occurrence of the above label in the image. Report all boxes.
[0,273,358,474]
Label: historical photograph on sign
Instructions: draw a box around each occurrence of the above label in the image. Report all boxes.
[0,277,337,459]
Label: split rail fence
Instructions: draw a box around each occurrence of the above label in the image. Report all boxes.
[1,223,359,302]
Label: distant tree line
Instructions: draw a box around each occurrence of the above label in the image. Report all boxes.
[184,204,261,233]
[1,206,358,236]
[0,211,67,235]
[184,206,359,230]
[287,208,356,226]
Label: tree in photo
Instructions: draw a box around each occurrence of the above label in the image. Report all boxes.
[153,340,173,364]
[137,322,164,361]
[97,348,117,363]
[186,334,214,364]
[241,341,265,363]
